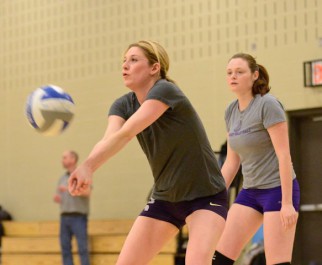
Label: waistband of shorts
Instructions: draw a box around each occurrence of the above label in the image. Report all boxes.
[61,212,87,216]
[243,178,299,191]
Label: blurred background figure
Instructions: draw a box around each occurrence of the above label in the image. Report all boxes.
[54,150,91,265]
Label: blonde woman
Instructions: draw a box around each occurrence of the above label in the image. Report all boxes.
[68,40,227,265]
[213,53,300,265]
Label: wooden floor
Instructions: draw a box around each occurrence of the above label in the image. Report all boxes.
[1,220,177,265]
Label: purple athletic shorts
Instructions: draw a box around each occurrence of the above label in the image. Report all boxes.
[234,179,300,214]
[140,190,228,229]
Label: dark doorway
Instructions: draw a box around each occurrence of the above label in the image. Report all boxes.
[288,107,322,265]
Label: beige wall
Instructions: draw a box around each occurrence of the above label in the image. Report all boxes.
[0,0,321,221]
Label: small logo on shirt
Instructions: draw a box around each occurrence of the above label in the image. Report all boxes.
[209,202,222,207]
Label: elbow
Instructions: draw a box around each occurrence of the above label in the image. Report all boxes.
[103,128,135,144]
[121,131,135,143]
[119,127,137,142]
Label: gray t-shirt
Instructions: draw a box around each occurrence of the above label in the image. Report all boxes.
[109,79,226,202]
[225,94,296,189]
[57,172,90,214]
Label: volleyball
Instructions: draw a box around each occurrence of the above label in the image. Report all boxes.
[25,85,75,136]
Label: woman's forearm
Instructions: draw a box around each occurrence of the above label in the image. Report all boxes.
[279,154,294,205]
[221,160,241,189]
[84,130,134,173]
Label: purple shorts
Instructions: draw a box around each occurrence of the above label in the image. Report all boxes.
[234,179,300,214]
[140,190,228,229]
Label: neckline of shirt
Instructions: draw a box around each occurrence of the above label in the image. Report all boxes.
[238,94,259,115]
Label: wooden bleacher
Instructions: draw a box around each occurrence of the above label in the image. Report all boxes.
[1,220,177,265]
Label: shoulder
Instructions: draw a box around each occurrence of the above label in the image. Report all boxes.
[226,99,238,111]
[258,94,286,127]
[147,79,185,109]
[109,92,133,112]
[108,92,134,120]
[224,99,238,126]
[259,93,278,102]
[225,99,238,116]
[150,79,181,95]
[112,92,134,105]
[258,94,285,110]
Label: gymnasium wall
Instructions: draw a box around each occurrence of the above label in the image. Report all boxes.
[0,0,321,221]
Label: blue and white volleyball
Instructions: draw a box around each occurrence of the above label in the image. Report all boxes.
[25,85,75,136]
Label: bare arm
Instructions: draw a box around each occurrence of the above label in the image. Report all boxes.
[268,121,298,228]
[85,99,168,171]
[69,99,169,195]
[84,114,127,171]
[221,136,241,189]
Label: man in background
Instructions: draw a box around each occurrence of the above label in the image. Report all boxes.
[54,150,91,265]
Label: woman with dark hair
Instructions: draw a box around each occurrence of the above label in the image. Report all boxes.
[213,53,300,265]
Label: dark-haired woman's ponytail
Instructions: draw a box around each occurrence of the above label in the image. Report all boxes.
[252,64,270,96]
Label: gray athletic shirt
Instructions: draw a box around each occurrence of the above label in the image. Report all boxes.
[225,94,296,189]
[109,79,226,202]
[57,173,90,214]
